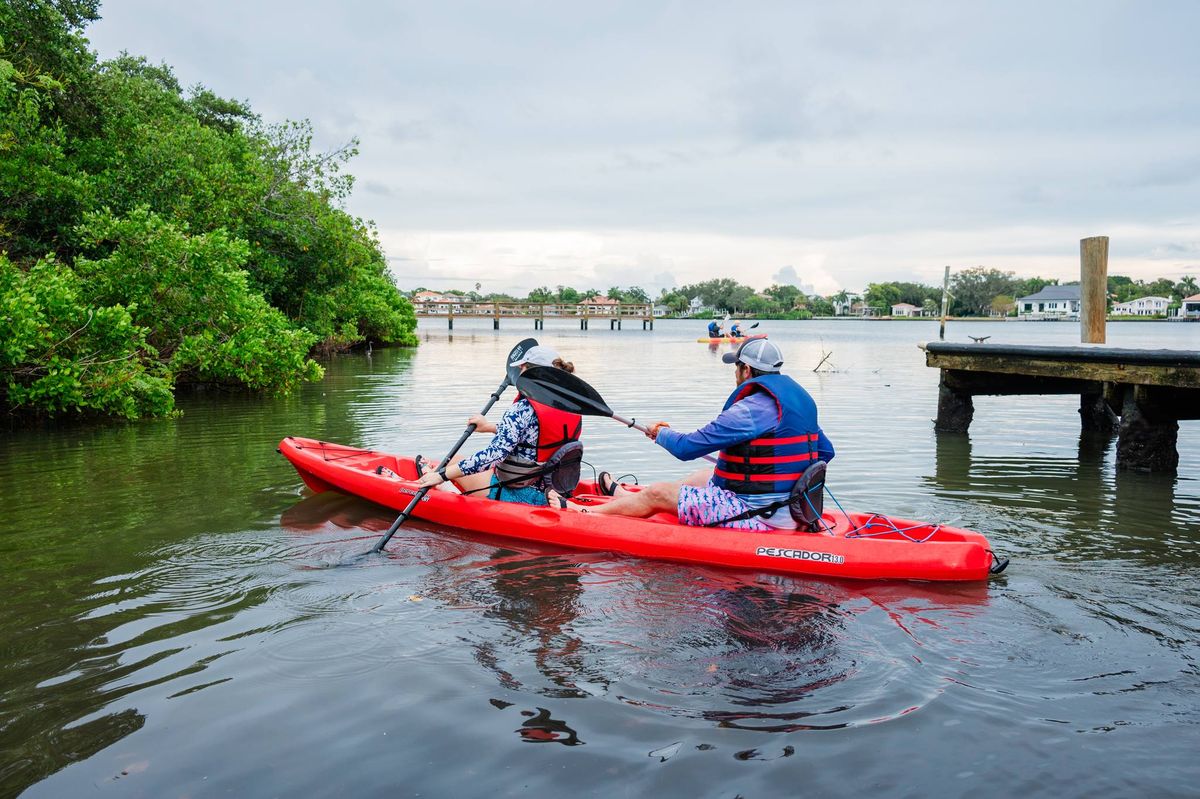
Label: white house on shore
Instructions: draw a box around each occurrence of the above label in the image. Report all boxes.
[1179,294,1200,319]
[1016,285,1081,319]
[1112,296,1171,316]
[890,302,919,317]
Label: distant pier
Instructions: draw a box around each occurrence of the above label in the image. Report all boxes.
[414,301,655,331]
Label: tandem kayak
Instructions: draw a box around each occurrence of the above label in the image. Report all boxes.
[697,333,768,344]
[279,436,1007,582]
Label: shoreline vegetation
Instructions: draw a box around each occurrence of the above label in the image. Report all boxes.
[414,269,1198,323]
[1,2,417,423]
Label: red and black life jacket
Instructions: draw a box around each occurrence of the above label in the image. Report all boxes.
[711,374,821,496]
[523,396,583,462]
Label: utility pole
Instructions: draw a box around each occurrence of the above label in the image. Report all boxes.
[939,266,951,340]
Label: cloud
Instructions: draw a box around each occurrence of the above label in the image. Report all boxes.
[84,2,1200,291]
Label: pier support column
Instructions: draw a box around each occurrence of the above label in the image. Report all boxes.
[1116,387,1179,472]
[1079,392,1118,433]
[934,371,974,432]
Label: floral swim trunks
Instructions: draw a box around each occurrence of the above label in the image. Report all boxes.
[677,482,773,531]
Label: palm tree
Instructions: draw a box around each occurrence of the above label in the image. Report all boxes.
[1177,275,1198,298]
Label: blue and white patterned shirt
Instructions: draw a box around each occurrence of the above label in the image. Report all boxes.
[457,399,545,486]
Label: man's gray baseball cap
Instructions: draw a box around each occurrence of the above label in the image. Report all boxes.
[722,338,784,372]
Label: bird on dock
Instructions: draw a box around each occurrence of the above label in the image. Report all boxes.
[969,335,991,343]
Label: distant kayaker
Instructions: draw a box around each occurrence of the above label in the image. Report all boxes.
[707,320,723,338]
[415,345,582,506]
[578,338,834,530]
[729,321,743,338]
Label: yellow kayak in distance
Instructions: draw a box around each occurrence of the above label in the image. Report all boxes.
[696,333,768,344]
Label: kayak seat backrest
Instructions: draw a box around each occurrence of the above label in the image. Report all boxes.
[545,441,584,496]
[788,461,826,533]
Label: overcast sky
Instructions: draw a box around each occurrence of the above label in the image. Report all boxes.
[87,1,1200,297]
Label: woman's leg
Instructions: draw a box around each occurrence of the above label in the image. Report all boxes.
[453,470,493,494]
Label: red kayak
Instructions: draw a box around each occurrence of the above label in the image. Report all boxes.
[278,436,1005,582]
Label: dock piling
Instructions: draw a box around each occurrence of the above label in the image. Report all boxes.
[1081,236,1109,344]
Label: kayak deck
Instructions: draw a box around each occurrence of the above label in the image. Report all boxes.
[279,436,1003,582]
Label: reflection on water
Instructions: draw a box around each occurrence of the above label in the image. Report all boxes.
[928,430,1197,565]
[3,320,1199,797]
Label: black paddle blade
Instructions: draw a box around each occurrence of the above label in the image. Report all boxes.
[506,338,540,385]
[516,366,614,418]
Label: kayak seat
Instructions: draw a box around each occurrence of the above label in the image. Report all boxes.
[545,441,584,496]
[788,461,826,533]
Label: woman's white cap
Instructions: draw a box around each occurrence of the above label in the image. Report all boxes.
[509,345,560,368]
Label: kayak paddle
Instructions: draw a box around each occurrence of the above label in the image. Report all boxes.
[368,337,539,554]
[515,366,718,464]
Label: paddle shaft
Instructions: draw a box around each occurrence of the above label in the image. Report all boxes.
[609,413,718,465]
[370,377,510,552]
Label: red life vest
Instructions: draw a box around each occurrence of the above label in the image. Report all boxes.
[522,396,583,462]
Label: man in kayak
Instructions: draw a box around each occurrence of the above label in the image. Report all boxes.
[582,338,833,530]
[729,321,743,338]
[706,320,723,338]
[415,345,582,506]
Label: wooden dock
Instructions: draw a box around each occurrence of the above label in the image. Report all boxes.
[414,301,655,331]
[922,341,1200,472]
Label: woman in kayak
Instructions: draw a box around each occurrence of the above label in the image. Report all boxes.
[707,320,723,338]
[415,345,582,506]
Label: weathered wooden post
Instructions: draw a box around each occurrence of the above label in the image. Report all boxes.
[448,303,454,330]
[939,266,950,341]
[1080,236,1108,344]
[493,303,501,330]
[1079,236,1116,431]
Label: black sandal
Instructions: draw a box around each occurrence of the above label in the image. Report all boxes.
[544,489,568,509]
[597,471,617,496]
[415,454,428,477]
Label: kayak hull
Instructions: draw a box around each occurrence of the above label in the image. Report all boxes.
[697,333,768,344]
[278,436,1000,582]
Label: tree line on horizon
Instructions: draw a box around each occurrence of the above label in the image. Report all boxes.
[1,1,417,421]
[415,267,1200,319]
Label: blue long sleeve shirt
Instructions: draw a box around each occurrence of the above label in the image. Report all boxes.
[654,391,834,529]
[655,392,834,464]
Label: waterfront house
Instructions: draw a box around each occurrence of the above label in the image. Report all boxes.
[1112,296,1171,316]
[890,302,919,317]
[1016,285,1081,319]
[687,296,710,316]
[652,303,670,317]
[581,295,621,315]
[832,297,855,316]
[1179,293,1200,319]
[410,290,463,314]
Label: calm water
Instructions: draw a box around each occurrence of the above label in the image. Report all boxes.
[2,319,1198,798]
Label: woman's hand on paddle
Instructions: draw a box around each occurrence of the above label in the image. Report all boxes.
[466,413,496,434]
[646,421,670,440]
[416,470,444,488]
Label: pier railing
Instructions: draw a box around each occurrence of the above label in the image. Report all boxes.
[413,301,655,330]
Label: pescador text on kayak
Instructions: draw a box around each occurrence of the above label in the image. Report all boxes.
[755,547,845,565]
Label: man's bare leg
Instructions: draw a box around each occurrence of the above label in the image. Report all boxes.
[610,467,711,497]
[585,480,681,518]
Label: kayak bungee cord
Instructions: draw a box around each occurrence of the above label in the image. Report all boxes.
[819,486,941,543]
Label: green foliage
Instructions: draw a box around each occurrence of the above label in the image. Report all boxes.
[0,254,175,418]
[0,6,415,419]
[949,267,1020,316]
[74,207,323,391]
[864,282,902,313]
